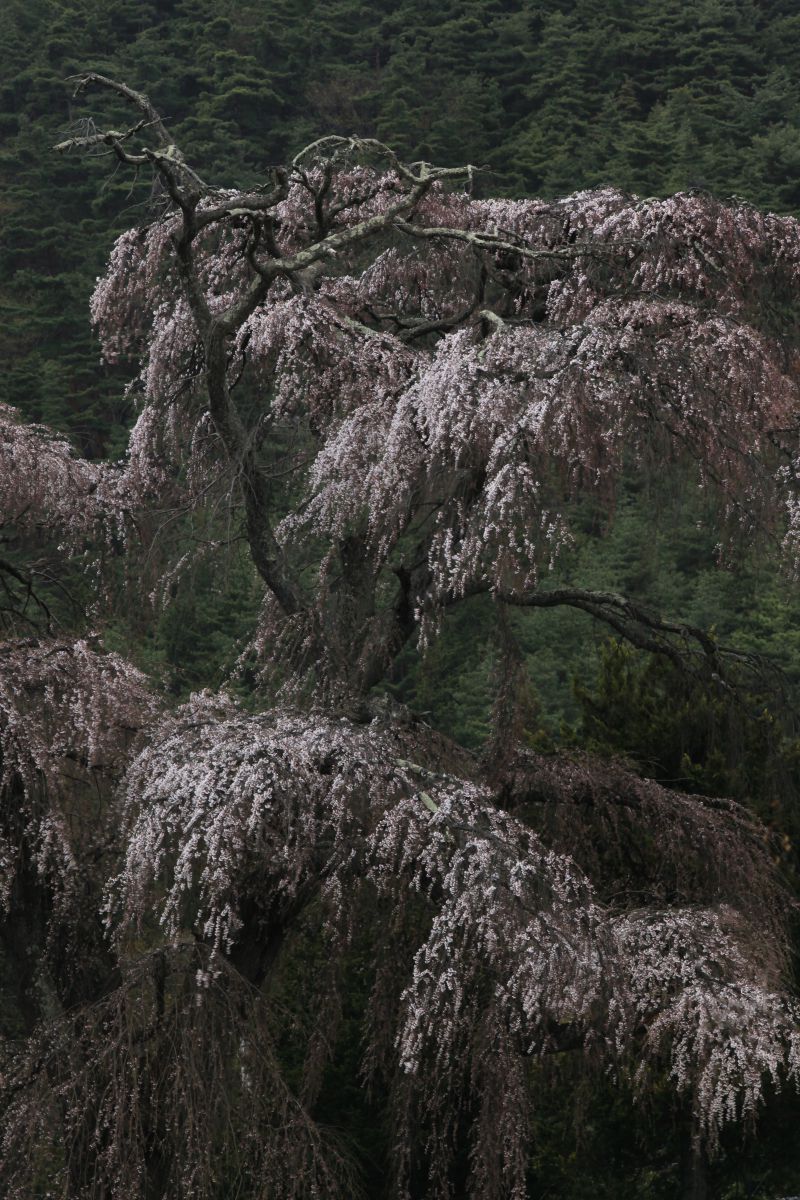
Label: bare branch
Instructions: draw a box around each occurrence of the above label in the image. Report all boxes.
[394,217,632,265]
[496,585,771,680]
[67,72,172,145]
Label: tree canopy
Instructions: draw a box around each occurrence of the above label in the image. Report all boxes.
[2,73,800,1198]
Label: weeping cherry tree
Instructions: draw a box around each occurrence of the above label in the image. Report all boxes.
[2,73,800,1198]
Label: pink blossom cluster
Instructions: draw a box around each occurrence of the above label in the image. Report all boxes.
[273,164,408,252]
[0,637,157,911]
[87,169,800,633]
[113,695,419,949]
[613,907,800,1149]
[0,403,113,539]
[105,692,800,1184]
[0,637,157,796]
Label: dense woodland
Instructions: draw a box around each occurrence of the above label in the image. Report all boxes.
[5,2,800,1197]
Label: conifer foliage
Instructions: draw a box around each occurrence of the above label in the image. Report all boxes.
[3,74,800,1197]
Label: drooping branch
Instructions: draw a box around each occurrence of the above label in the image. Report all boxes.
[496,746,790,937]
[0,403,115,540]
[498,586,735,671]
[0,637,158,801]
[0,558,52,632]
[0,944,357,1200]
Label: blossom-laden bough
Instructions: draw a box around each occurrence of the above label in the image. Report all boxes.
[1,71,800,1197]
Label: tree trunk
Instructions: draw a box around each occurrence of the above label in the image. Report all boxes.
[681,1133,708,1200]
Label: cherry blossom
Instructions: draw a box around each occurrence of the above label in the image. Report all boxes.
[2,74,800,1199]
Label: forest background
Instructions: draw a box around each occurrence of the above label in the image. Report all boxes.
[5,0,800,1195]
